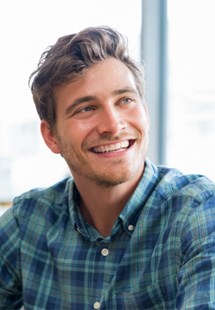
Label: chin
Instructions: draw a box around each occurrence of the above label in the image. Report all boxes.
[92,166,142,188]
[94,177,128,188]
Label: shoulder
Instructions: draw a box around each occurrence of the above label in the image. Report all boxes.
[11,177,73,222]
[154,165,215,240]
[0,177,74,246]
[144,163,215,257]
[155,163,215,204]
[145,161,215,232]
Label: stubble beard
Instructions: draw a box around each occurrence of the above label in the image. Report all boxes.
[58,133,148,189]
[63,146,147,189]
[67,156,139,188]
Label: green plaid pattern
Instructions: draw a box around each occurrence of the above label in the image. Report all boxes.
[0,159,215,309]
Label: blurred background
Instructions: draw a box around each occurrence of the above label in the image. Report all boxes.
[0,0,215,212]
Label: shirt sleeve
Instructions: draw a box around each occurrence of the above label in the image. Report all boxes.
[0,208,23,308]
[176,195,215,309]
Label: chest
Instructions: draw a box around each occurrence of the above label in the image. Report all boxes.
[20,221,179,309]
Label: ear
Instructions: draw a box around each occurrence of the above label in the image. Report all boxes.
[40,120,61,154]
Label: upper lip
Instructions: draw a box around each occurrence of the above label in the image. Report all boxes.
[90,139,135,153]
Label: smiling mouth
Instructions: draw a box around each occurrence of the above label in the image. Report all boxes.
[91,140,135,153]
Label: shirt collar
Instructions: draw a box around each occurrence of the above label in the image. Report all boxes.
[68,158,159,240]
[119,158,160,236]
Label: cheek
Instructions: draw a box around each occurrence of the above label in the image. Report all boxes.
[73,119,101,145]
[61,123,94,151]
[59,121,84,139]
[130,107,149,132]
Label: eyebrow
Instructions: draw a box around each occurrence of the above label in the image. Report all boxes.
[65,95,96,116]
[112,87,138,96]
[64,87,138,116]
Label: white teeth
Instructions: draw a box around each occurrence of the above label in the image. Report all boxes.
[93,140,130,153]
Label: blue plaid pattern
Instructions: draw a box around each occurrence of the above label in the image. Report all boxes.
[0,159,215,309]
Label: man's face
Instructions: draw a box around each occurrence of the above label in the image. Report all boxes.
[43,58,149,187]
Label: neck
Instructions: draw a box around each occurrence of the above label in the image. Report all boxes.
[73,168,144,237]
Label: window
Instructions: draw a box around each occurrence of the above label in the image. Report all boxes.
[0,0,142,202]
[166,0,215,180]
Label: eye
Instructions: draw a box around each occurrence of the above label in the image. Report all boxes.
[121,97,134,105]
[77,105,96,113]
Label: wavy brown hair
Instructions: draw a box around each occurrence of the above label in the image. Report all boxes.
[29,26,145,129]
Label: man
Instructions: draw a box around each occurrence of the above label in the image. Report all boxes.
[0,26,215,309]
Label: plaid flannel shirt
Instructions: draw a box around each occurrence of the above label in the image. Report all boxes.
[0,159,215,309]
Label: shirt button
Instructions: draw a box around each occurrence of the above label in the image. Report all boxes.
[93,301,101,309]
[101,248,109,256]
[128,224,134,231]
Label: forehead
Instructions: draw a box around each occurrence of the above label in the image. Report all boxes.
[82,58,137,88]
[53,58,139,106]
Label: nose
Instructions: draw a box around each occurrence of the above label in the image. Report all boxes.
[97,107,126,136]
